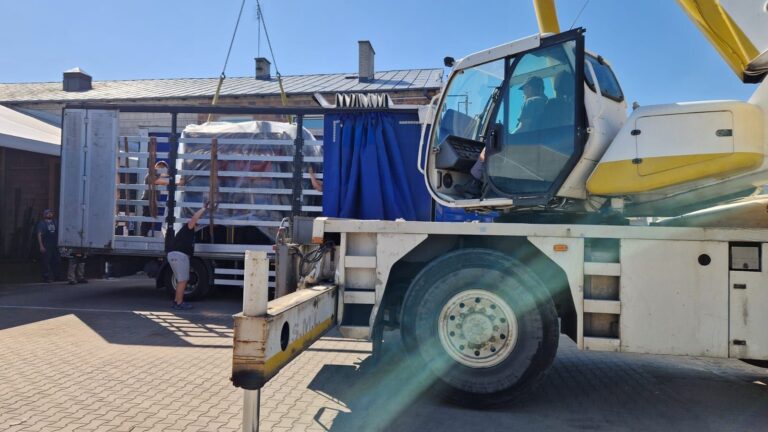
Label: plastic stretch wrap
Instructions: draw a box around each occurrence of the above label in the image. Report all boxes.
[176,121,321,241]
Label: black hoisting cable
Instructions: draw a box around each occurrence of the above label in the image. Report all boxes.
[256,0,288,106]
[207,0,247,122]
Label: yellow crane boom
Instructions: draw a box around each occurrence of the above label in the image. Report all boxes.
[678,0,768,83]
[532,0,768,83]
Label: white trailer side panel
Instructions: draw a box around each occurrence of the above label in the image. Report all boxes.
[619,240,729,357]
[83,110,118,249]
[59,110,87,248]
[59,109,118,250]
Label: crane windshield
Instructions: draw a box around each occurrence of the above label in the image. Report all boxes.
[434,59,505,144]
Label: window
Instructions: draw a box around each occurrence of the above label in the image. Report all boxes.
[302,116,324,130]
[584,55,624,102]
[434,58,505,144]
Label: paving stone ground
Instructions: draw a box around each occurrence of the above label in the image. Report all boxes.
[0,277,767,431]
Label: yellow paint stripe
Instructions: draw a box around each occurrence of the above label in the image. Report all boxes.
[587,152,763,195]
[638,153,723,176]
[262,316,337,379]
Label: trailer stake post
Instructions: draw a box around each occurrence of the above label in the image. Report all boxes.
[291,115,305,222]
[164,112,179,252]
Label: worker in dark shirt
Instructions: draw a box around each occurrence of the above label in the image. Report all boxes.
[167,202,210,310]
[36,208,60,282]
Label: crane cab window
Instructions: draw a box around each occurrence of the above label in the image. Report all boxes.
[584,54,623,102]
[434,59,505,144]
[486,40,579,195]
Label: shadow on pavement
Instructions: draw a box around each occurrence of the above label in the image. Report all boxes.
[307,332,466,432]
[308,333,768,432]
[0,277,241,349]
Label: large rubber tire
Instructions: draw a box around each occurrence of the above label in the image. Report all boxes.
[400,248,559,407]
[163,258,211,301]
[741,359,768,369]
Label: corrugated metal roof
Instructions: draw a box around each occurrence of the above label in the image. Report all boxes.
[0,69,443,103]
[0,105,61,156]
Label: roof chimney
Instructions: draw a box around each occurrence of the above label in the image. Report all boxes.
[63,67,92,92]
[255,57,271,80]
[358,41,375,83]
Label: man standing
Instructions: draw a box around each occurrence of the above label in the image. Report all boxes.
[36,209,60,283]
[167,202,210,310]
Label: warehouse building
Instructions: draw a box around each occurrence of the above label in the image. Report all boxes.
[0,42,443,258]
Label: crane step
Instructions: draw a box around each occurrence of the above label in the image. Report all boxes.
[583,337,620,352]
[343,290,375,304]
[584,262,621,276]
[344,255,377,268]
[583,299,621,314]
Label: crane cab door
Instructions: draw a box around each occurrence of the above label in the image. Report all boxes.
[482,30,587,204]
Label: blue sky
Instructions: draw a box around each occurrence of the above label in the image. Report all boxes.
[0,0,757,105]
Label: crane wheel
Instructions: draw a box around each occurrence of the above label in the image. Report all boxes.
[741,359,768,369]
[400,248,558,407]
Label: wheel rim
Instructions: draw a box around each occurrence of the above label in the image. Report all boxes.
[438,289,518,368]
[171,269,199,295]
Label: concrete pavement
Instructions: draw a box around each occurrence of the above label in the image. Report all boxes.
[0,277,766,431]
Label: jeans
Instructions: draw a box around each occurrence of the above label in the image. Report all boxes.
[41,246,60,281]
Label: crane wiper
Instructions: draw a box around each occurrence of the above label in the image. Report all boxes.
[478,86,503,140]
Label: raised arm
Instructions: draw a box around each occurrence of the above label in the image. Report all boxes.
[308,165,323,192]
[187,205,208,230]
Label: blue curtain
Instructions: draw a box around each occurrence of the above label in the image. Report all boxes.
[322,112,431,221]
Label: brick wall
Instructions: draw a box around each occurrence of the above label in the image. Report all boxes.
[0,148,59,258]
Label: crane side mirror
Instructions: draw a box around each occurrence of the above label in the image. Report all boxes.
[444,56,455,68]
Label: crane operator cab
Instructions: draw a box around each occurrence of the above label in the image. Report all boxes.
[425,29,628,211]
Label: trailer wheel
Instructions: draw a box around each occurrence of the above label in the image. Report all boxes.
[400,248,558,406]
[163,258,211,300]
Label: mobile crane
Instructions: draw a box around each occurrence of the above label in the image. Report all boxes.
[232,0,768,414]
